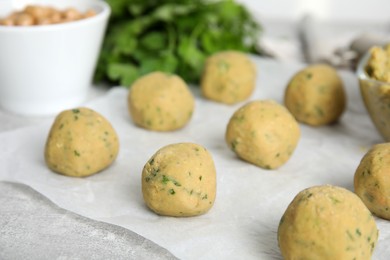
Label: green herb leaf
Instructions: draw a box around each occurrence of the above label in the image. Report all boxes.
[94,0,262,86]
[107,63,138,87]
[140,32,166,51]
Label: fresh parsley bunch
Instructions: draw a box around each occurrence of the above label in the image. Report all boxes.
[95,0,262,87]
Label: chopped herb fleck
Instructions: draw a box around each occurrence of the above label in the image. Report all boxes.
[371,242,375,252]
[199,175,202,181]
[202,194,208,200]
[356,228,362,236]
[74,150,80,157]
[59,123,64,129]
[173,181,181,186]
[318,85,326,93]
[329,196,341,204]
[161,175,181,186]
[315,106,324,117]
[72,109,80,113]
[231,140,238,151]
[346,230,354,241]
[234,115,245,122]
[151,168,159,177]
[306,73,313,79]
[169,189,175,195]
[149,158,154,165]
[365,193,375,202]
[162,175,169,184]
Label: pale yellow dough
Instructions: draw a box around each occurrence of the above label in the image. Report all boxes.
[128,71,195,131]
[284,64,346,126]
[142,143,216,217]
[278,185,378,260]
[201,51,256,104]
[366,44,390,83]
[225,100,300,169]
[45,107,119,177]
[355,143,390,220]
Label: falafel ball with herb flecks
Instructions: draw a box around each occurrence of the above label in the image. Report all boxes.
[201,51,256,104]
[142,143,216,217]
[44,107,119,177]
[278,185,378,259]
[354,143,390,220]
[128,71,195,131]
[225,100,300,169]
[284,64,346,126]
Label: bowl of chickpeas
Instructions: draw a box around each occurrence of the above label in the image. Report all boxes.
[0,0,110,116]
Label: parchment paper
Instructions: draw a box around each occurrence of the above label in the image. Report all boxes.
[1,57,390,259]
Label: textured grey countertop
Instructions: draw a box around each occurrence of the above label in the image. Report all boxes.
[0,181,178,259]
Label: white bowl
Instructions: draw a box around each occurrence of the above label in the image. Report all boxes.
[0,0,110,116]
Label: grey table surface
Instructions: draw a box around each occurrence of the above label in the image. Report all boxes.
[0,181,178,260]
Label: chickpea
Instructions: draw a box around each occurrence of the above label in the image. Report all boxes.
[25,5,51,18]
[84,9,96,18]
[49,12,62,24]
[14,13,34,26]
[61,8,82,21]
[36,16,52,25]
[0,5,97,26]
[0,18,14,26]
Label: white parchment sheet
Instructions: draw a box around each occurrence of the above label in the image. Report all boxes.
[1,57,390,259]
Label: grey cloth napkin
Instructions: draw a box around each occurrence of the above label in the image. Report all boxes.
[0,181,178,260]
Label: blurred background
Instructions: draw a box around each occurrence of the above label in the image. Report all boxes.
[237,0,390,66]
[238,0,390,22]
